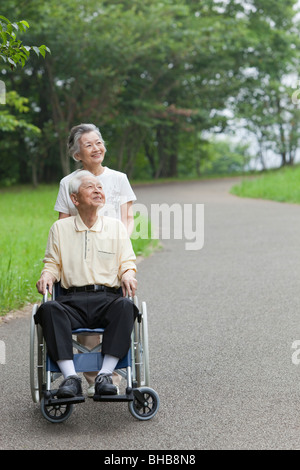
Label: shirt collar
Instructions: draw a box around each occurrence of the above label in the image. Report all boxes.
[74,213,103,232]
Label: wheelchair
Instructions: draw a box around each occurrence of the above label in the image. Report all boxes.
[30,283,159,423]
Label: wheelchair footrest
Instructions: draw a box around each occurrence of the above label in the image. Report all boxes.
[93,394,133,402]
[93,387,133,402]
[43,391,85,406]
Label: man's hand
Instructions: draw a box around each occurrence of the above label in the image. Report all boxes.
[121,269,137,298]
[36,272,55,296]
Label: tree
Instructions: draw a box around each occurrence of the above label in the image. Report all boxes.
[1,0,300,184]
[0,14,50,185]
[0,15,50,69]
[227,0,300,168]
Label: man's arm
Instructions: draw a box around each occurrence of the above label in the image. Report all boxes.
[36,223,61,295]
[36,271,56,295]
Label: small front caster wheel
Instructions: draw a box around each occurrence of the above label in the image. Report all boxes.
[128,387,159,421]
[40,397,74,423]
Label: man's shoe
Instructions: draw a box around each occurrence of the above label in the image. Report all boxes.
[94,373,118,396]
[56,375,83,398]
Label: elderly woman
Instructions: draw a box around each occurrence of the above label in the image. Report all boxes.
[54,123,137,396]
[55,123,136,234]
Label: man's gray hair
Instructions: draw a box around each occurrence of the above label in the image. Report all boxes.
[67,123,106,161]
[68,170,97,195]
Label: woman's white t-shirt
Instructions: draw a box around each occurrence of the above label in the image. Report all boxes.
[54,167,136,220]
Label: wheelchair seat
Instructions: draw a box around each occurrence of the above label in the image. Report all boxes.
[47,327,132,374]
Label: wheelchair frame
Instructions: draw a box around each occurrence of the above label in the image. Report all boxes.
[30,286,159,423]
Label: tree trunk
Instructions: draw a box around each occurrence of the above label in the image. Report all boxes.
[169,151,177,177]
[32,162,38,188]
[45,59,72,176]
[144,141,156,178]
[155,126,169,178]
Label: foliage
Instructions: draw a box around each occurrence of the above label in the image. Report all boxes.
[0,14,50,186]
[0,0,300,186]
[0,90,42,186]
[231,165,300,204]
[0,90,39,131]
[0,15,50,69]
[198,138,252,175]
[227,0,300,168]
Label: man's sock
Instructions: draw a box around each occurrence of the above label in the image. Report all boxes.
[57,359,77,378]
[98,354,119,376]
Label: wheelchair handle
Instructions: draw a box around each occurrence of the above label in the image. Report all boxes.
[43,287,49,303]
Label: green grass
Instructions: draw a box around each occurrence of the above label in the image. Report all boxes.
[0,185,158,315]
[230,165,300,204]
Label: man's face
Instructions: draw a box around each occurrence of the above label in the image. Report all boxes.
[71,176,105,210]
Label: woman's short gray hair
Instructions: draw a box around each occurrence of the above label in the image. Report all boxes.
[68,170,96,195]
[67,123,106,161]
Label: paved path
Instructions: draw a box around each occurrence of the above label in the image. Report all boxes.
[1,178,300,450]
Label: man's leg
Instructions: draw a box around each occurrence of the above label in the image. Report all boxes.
[35,293,137,397]
[94,355,120,395]
[77,334,121,397]
[56,359,77,378]
[92,295,138,396]
[34,297,86,398]
[99,296,137,358]
[35,300,75,360]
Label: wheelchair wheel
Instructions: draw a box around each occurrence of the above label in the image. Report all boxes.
[30,304,44,403]
[128,387,160,421]
[133,301,150,387]
[40,397,74,423]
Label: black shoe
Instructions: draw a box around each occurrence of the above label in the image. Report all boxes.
[56,375,83,398]
[95,373,118,396]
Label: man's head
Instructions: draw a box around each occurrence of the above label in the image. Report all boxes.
[69,170,105,212]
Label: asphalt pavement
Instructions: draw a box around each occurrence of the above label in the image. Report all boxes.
[1,177,300,450]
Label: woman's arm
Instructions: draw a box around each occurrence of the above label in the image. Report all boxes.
[120,201,134,236]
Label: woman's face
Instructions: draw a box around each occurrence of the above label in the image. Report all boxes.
[75,131,106,168]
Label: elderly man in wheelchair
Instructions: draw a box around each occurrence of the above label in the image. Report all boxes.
[34,170,139,400]
[31,169,159,422]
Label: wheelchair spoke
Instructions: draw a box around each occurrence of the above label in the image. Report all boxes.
[129,387,159,421]
[47,404,68,418]
[137,394,153,415]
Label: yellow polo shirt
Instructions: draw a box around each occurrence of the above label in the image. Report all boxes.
[42,214,136,289]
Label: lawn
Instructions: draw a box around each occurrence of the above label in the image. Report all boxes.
[230,165,300,204]
[0,185,158,314]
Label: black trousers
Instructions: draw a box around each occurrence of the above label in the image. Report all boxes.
[34,290,138,363]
